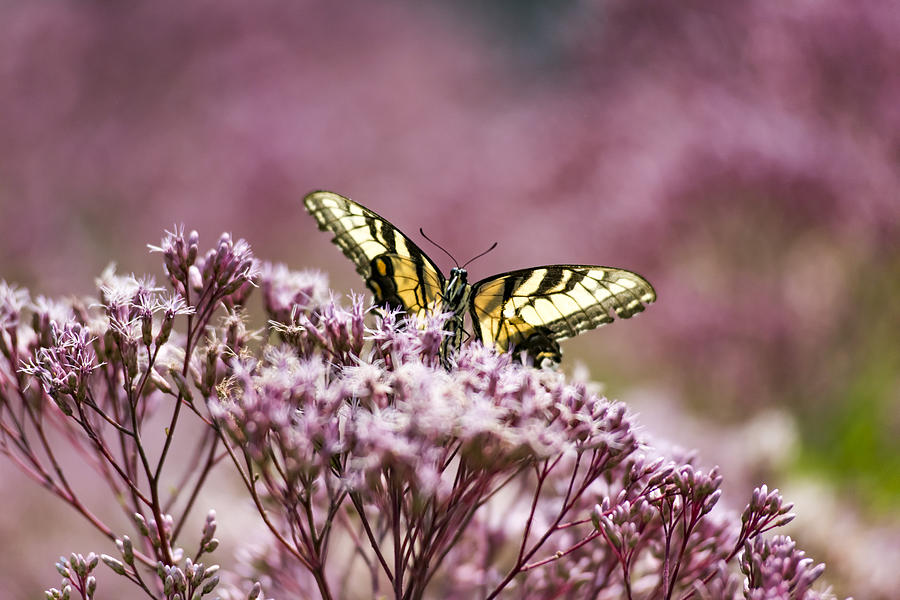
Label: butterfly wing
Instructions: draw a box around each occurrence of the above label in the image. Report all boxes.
[469,265,656,363]
[303,191,445,318]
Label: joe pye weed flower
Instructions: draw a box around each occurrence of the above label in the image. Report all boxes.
[0,227,843,599]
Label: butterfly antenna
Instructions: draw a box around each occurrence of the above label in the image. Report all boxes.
[462,241,498,269]
[419,228,460,268]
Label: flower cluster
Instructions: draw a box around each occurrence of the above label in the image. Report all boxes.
[19,320,99,411]
[208,259,841,599]
[1,227,844,599]
[0,229,259,600]
[46,553,99,600]
[742,535,830,600]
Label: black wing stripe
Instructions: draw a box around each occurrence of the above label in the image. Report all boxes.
[411,244,432,309]
[496,274,521,341]
[535,268,566,295]
[369,218,390,253]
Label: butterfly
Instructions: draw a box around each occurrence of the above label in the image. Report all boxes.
[303,191,655,366]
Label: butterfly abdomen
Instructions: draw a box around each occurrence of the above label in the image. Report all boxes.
[439,267,471,367]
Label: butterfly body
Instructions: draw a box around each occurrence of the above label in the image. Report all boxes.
[439,267,472,361]
[303,191,655,367]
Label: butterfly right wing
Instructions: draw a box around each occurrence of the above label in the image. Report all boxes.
[469,265,656,363]
[303,191,445,319]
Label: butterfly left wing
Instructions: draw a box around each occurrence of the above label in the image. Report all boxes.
[469,265,656,363]
[303,191,445,319]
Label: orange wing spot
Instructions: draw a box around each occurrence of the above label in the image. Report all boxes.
[375,258,389,276]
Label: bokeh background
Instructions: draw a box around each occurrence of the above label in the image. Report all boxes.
[1,1,899,598]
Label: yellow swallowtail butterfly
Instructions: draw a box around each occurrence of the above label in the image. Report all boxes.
[304,191,655,366]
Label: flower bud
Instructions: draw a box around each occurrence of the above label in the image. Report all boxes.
[202,575,219,594]
[141,316,153,347]
[187,230,199,265]
[121,536,134,565]
[155,316,174,346]
[55,557,69,578]
[189,265,203,293]
[101,555,126,575]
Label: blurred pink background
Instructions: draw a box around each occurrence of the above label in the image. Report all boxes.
[2,1,899,597]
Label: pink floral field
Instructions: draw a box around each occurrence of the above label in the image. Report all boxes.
[1,1,899,598]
